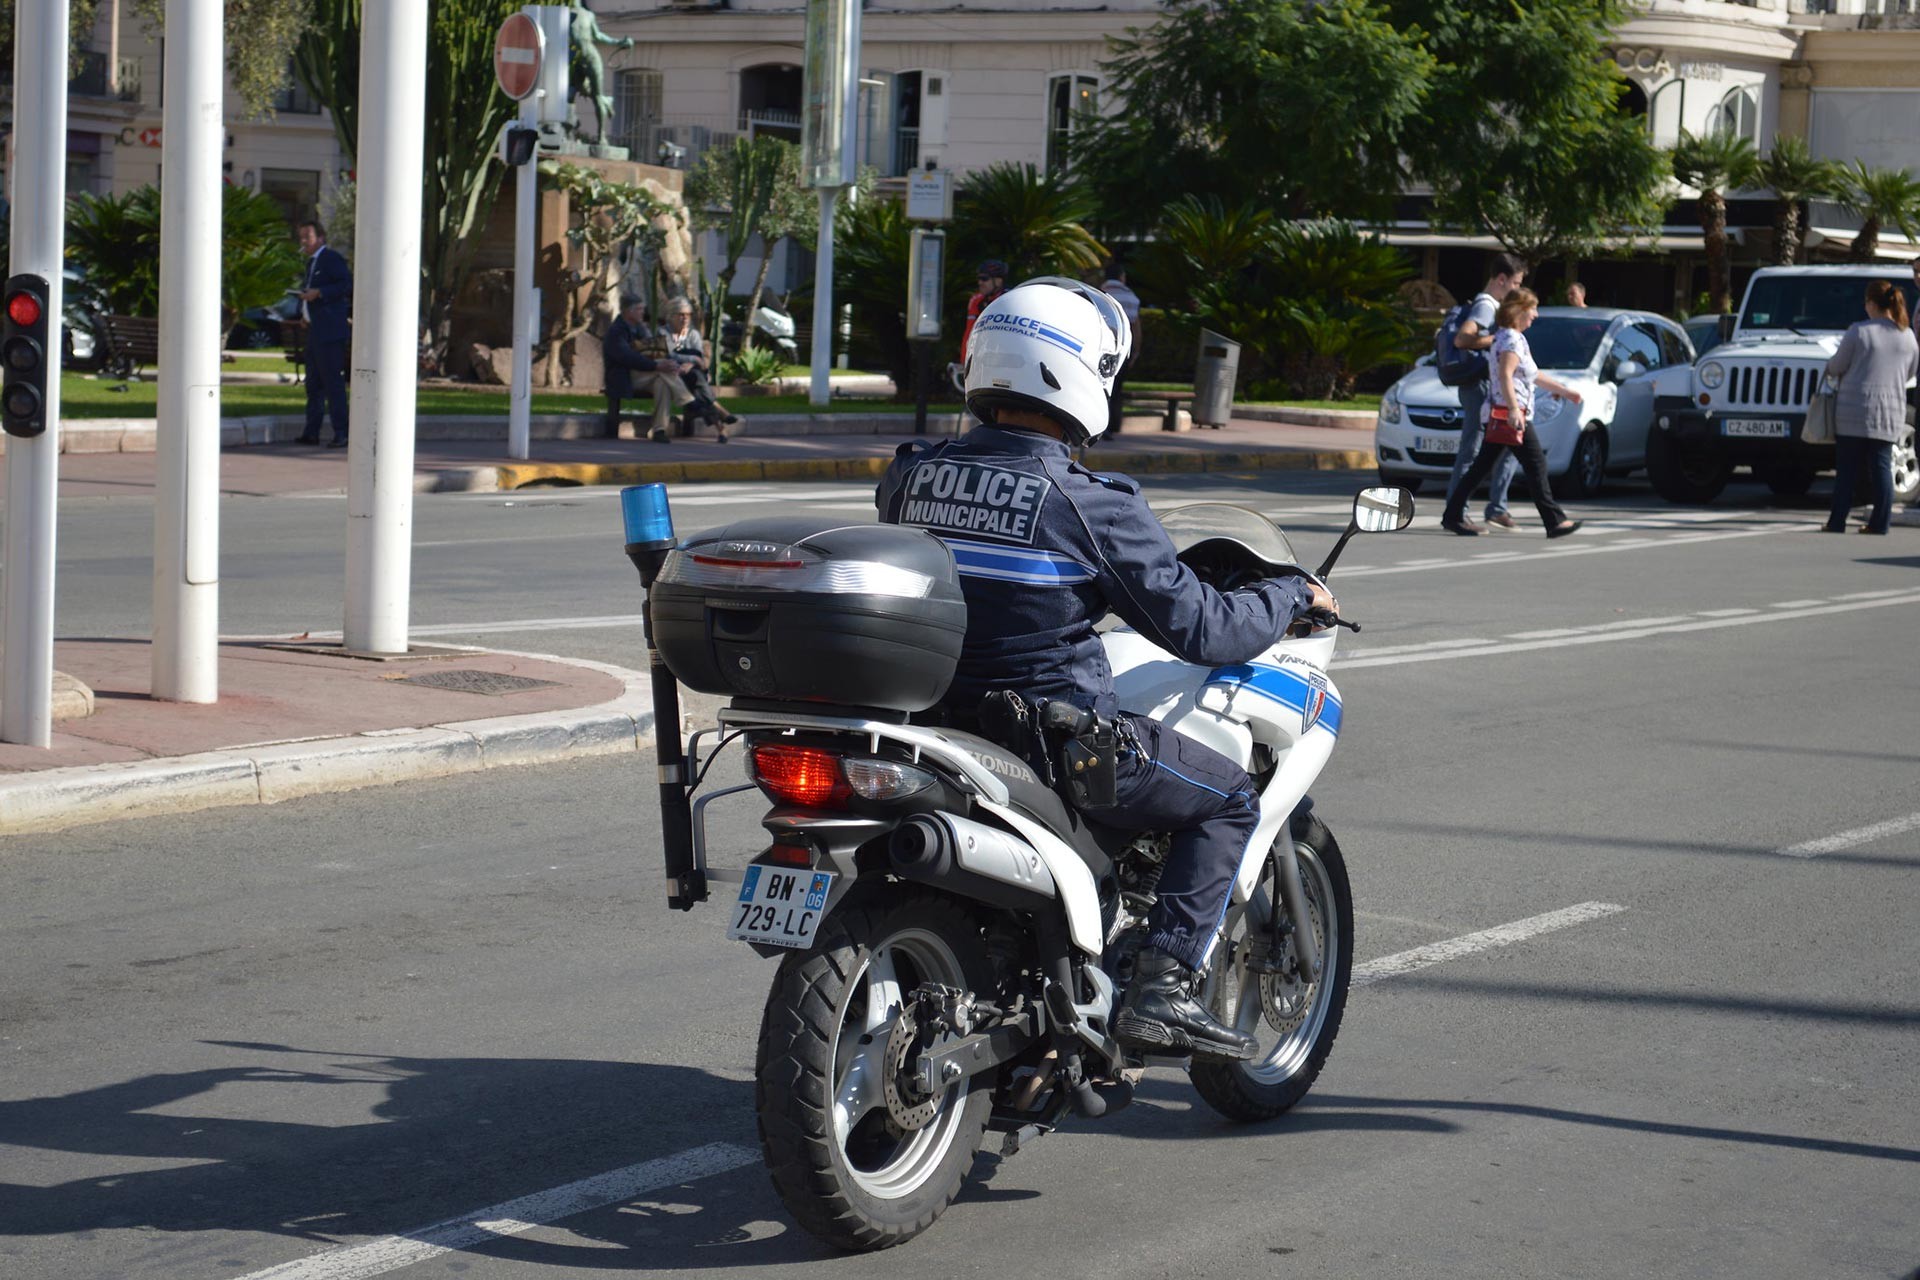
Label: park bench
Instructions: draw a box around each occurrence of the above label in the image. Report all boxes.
[1121,388,1196,433]
[100,314,161,381]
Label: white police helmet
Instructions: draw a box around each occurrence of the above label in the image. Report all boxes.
[964,276,1132,444]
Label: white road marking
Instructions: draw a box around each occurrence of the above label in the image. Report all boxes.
[1833,587,1911,601]
[1352,902,1628,988]
[1339,523,1795,578]
[1696,607,1760,617]
[228,1142,758,1280]
[1778,811,1920,858]
[1339,590,1920,670]
[1771,599,1826,609]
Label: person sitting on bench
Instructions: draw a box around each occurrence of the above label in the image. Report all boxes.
[604,294,728,443]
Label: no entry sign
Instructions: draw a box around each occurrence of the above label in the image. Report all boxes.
[494,13,544,101]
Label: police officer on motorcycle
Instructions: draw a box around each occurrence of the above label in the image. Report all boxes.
[877,278,1338,1060]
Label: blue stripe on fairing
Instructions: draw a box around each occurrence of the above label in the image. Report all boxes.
[1207,662,1343,735]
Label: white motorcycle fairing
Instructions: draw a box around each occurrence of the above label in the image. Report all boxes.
[1107,625,1344,901]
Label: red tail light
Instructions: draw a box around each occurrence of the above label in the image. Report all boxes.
[749,743,850,808]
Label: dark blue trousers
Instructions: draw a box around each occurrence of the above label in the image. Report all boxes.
[305,336,350,442]
[1080,714,1259,972]
[1827,435,1893,534]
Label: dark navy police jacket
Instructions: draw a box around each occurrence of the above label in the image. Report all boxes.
[877,423,1314,716]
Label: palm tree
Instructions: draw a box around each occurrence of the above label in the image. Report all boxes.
[1671,130,1760,313]
[1759,136,1842,266]
[1835,161,1920,263]
[952,162,1107,285]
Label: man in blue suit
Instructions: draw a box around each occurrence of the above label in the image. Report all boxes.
[295,220,353,447]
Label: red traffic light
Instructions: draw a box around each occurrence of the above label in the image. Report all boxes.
[5,290,43,329]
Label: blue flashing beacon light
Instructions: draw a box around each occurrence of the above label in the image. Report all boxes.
[621,483,676,549]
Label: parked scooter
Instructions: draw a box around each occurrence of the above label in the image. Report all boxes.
[720,298,799,359]
[619,484,1415,1251]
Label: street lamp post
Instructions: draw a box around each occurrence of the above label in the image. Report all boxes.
[151,0,223,705]
[343,0,429,654]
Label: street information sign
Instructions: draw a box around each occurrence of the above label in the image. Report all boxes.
[908,229,944,340]
[906,168,953,222]
[494,13,543,101]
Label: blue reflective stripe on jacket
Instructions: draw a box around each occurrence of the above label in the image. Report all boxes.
[876,423,1314,715]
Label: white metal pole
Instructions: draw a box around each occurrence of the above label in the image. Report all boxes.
[507,95,537,460]
[808,187,839,407]
[150,0,223,704]
[344,0,429,654]
[1,0,69,746]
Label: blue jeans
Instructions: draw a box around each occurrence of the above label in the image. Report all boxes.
[1446,382,1517,519]
[1827,435,1893,533]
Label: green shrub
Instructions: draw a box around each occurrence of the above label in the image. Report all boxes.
[722,345,784,387]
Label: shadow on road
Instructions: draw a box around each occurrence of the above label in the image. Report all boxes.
[0,1042,831,1265]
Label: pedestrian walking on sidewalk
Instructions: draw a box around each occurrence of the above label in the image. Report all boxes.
[1444,253,1527,529]
[1820,280,1918,535]
[294,221,352,448]
[662,297,740,441]
[1442,288,1584,539]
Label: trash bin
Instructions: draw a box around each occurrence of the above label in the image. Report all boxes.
[1193,329,1241,428]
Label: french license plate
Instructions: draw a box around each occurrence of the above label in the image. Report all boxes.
[726,864,834,949]
[1414,433,1457,452]
[1722,418,1790,439]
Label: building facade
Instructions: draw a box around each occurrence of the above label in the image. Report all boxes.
[595,0,1920,311]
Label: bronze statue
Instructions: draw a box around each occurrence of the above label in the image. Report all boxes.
[567,0,635,146]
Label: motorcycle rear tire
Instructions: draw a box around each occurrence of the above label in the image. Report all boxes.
[1191,814,1353,1122]
[756,890,994,1251]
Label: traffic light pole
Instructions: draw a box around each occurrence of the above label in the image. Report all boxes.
[344,0,429,654]
[151,0,223,704]
[1,0,70,746]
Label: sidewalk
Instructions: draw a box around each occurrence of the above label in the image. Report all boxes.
[0,639,652,836]
[16,415,1378,498]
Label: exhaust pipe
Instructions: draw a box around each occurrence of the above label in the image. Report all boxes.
[891,812,1057,904]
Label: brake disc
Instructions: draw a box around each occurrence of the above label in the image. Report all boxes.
[1260,900,1321,1034]
[882,1009,940,1131]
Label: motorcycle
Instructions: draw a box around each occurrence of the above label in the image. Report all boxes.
[618,483,1415,1250]
[720,297,799,360]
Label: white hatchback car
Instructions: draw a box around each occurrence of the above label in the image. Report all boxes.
[1374,307,1695,499]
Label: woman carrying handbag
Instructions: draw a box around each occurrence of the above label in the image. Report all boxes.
[1441,287,1585,538]
[1820,280,1918,535]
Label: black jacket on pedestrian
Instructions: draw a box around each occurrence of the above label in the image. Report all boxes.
[876,423,1313,716]
[603,316,668,401]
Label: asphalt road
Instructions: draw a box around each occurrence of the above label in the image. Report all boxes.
[4,470,1918,1280]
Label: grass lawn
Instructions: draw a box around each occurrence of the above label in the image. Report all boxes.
[58,373,959,421]
[222,353,296,371]
[1130,380,1368,413]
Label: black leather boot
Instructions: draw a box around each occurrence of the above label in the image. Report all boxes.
[1114,947,1257,1061]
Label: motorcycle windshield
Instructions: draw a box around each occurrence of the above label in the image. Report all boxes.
[1157,503,1300,571]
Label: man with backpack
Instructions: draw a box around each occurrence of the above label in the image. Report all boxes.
[1436,253,1527,533]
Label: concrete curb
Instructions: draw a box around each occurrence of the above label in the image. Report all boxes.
[418,445,1380,493]
[0,650,657,837]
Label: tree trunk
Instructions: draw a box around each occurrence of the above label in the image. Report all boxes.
[741,247,777,354]
[1850,217,1879,264]
[1772,201,1801,267]
[1699,190,1731,313]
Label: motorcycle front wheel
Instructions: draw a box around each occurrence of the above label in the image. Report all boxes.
[1191,813,1353,1122]
[755,890,994,1251]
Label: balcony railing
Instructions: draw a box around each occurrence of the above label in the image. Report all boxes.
[116,57,141,103]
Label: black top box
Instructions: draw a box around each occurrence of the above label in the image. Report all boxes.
[649,518,967,713]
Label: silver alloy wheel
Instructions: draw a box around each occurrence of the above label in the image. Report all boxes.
[1573,427,1607,496]
[828,928,972,1200]
[1216,842,1340,1086]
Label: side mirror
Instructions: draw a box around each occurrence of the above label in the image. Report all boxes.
[1611,358,1646,383]
[1353,485,1415,532]
[1315,486,1415,578]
